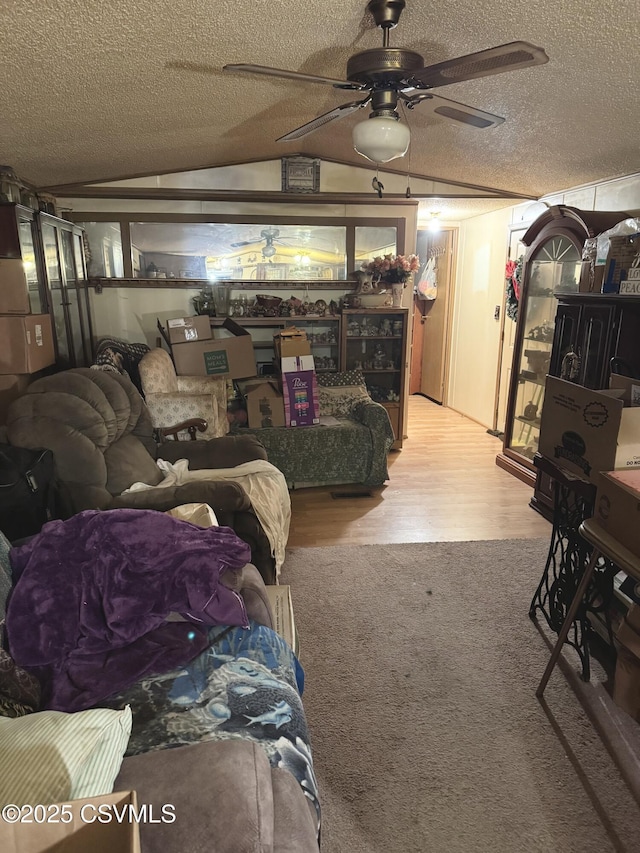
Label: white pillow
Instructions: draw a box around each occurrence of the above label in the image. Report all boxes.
[0,706,132,806]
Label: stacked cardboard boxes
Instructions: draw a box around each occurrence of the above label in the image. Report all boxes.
[0,245,55,421]
[273,328,319,427]
[167,316,257,380]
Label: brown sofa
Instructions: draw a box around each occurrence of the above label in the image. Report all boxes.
[113,563,319,853]
[0,531,320,852]
[5,368,278,584]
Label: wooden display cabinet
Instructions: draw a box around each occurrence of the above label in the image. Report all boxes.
[38,213,93,369]
[340,307,409,449]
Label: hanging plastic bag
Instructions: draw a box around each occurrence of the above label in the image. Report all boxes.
[416,256,437,300]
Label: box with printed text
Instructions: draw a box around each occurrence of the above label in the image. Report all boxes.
[279,354,319,427]
[538,375,640,483]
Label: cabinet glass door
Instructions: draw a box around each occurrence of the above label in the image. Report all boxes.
[18,217,46,313]
[506,234,581,463]
[41,222,71,366]
[342,310,404,403]
[285,317,339,372]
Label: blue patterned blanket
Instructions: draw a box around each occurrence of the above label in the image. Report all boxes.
[105,620,320,834]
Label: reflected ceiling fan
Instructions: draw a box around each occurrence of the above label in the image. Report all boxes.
[230,227,283,258]
[222,0,549,163]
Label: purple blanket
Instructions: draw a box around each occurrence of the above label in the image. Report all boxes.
[5,509,251,712]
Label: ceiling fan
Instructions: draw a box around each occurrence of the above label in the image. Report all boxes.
[222,0,549,163]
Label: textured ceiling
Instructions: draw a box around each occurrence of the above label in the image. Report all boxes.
[1,0,638,198]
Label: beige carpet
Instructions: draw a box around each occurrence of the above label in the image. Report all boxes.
[281,540,640,853]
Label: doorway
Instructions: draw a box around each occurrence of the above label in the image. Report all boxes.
[410,227,456,403]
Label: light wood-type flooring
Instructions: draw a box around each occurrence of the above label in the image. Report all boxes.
[287,395,551,547]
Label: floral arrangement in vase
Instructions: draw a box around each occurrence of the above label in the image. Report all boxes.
[361,253,420,287]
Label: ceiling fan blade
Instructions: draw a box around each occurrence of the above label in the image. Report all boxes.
[276,98,371,142]
[404,92,505,128]
[223,63,365,90]
[409,41,549,88]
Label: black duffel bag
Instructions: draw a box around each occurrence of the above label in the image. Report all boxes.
[0,444,64,543]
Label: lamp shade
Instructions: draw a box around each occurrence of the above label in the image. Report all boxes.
[352,115,410,163]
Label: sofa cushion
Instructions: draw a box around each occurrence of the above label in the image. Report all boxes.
[104,434,164,495]
[115,739,318,853]
[316,368,366,387]
[0,705,132,805]
[318,384,371,418]
[0,622,41,717]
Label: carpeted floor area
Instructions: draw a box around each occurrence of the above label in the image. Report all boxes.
[281,539,640,853]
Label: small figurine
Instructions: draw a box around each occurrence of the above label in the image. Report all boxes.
[373,343,386,370]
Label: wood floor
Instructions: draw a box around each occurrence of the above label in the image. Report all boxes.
[287,395,551,547]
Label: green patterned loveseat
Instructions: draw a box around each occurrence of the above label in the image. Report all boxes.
[231,371,395,488]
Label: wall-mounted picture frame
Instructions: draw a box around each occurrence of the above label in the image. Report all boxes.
[281,157,320,194]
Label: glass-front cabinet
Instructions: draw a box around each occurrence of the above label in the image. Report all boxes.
[504,233,581,466]
[0,203,47,314]
[39,214,93,368]
[341,307,409,448]
[497,205,632,496]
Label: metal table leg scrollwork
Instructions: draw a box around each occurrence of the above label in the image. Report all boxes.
[529,457,617,681]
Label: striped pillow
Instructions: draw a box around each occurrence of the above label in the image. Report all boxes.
[0,706,132,806]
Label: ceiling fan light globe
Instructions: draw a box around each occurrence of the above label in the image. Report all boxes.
[352,115,410,163]
[262,245,277,258]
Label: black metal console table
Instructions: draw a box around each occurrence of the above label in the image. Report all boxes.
[529,454,618,681]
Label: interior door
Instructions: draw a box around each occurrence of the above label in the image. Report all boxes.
[414,228,455,403]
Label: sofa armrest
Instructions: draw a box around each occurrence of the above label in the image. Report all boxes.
[110,480,251,513]
[351,399,395,485]
[221,563,274,629]
[352,399,395,439]
[146,392,224,439]
[158,418,208,441]
[158,434,268,469]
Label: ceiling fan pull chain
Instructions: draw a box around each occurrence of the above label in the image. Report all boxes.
[400,100,412,198]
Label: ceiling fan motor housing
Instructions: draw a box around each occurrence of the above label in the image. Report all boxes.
[367,0,406,29]
[346,48,424,86]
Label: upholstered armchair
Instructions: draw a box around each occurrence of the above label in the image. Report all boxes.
[5,368,279,583]
[138,348,229,440]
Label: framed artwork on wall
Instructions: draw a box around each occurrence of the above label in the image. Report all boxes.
[281,157,320,193]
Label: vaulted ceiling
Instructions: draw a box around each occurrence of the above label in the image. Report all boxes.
[1,0,638,200]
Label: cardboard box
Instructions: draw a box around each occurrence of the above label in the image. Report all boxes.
[603,234,640,293]
[280,355,319,427]
[0,790,141,852]
[273,327,311,360]
[237,377,285,428]
[166,314,212,344]
[0,258,31,314]
[172,320,256,379]
[619,262,640,296]
[0,314,55,374]
[538,375,640,483]
[594,469,640,559]
[613,605,640,722]
[265,584,298,653]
